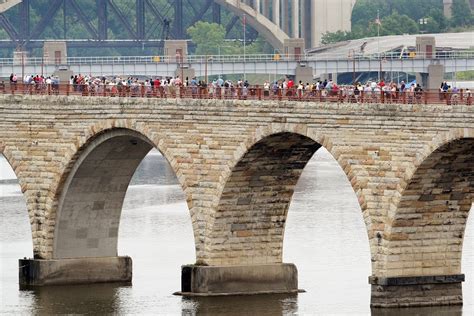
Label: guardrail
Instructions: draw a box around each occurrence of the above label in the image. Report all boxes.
[1,83,472,106]
[2,51,474,66]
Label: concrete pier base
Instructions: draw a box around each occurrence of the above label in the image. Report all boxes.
[19,256,132,286]
[295,66,314,85]
[369,274,464,308]
[179,263,299,296]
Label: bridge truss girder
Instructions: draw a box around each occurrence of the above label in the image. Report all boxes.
[0,0,259,51]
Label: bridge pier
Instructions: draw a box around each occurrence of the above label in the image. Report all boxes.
[179,264,299,296]
[416,64,445,90]
[19,256,132,287]
[295,65,313,84]
[369,275,464,308]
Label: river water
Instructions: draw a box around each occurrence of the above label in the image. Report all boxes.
[1,149,472,315]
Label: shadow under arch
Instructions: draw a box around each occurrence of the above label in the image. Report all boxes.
[205,131,369,266]
[385,137,473,277]
[52,127,193,259]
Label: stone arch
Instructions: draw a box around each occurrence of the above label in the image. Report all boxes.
[204,126,368,266]
[383,135,474,278]
[51,126,193,259]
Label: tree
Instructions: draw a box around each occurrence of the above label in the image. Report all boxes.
[187,21,226,55]
[428,8,449,31]
[450,0,473,27]
[374,12,419,36]
[321,31,353,44]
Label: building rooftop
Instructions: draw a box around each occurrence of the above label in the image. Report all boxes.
[307,32,474,57]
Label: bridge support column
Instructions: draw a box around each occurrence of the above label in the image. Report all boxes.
[310,0,318,47]
[19,257,132,287]
[262,0,270,18]
[301,0,311,48]
[253,0,260,13]
[295,65,313,85]
[416,64,445,90]
[179,264,299,296]
[272,0,280,27]
[281,0,289,34]
[292,0,299,38]
[369,275,464,308]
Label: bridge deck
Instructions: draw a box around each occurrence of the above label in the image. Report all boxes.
[2,52,474,78]
[1,83,472,106]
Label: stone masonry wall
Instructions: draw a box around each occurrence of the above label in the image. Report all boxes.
[0,95,473,279]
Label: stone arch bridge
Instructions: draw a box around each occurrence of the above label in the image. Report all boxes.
[1,95,473,308]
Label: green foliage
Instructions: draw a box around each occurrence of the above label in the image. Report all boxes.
[451,0,473,27]
[456,70,474,80]
[428,8,449,31]
[321,31,354,45]
[187,22,226,55]
[352,0,444,25]
[323,0,473,44]
[378,12,420,35]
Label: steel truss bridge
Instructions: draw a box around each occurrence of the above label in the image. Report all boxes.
[0,0,355,51]
[2,51,473,78]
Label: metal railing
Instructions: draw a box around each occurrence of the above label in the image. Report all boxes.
[2,51,474,66]
[1,83,472,106]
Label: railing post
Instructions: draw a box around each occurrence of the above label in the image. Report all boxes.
[278,88,282,101]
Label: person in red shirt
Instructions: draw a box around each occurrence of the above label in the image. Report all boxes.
[288,79,294,89]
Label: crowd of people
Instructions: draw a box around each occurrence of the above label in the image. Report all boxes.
[4,72,472,105]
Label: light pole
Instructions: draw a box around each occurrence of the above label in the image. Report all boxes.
[204,56,212,84]
[349,49,356,85]
[243,13,246,81]
[376,10,381,58]
[20,48,25,81]
[379,54,386,83]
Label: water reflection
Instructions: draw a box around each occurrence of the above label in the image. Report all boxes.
[20,284,125,315]
[181,294,298,316]
[371,306,463,316]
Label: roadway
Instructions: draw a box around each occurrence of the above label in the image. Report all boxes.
[1,52,473,79]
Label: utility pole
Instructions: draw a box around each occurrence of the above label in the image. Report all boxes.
[243,13,246,81]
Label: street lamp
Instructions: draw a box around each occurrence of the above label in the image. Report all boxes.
[204,55,212,84]
[349,49,357,85]
[379,54,387,83]
[242,13,246,81]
